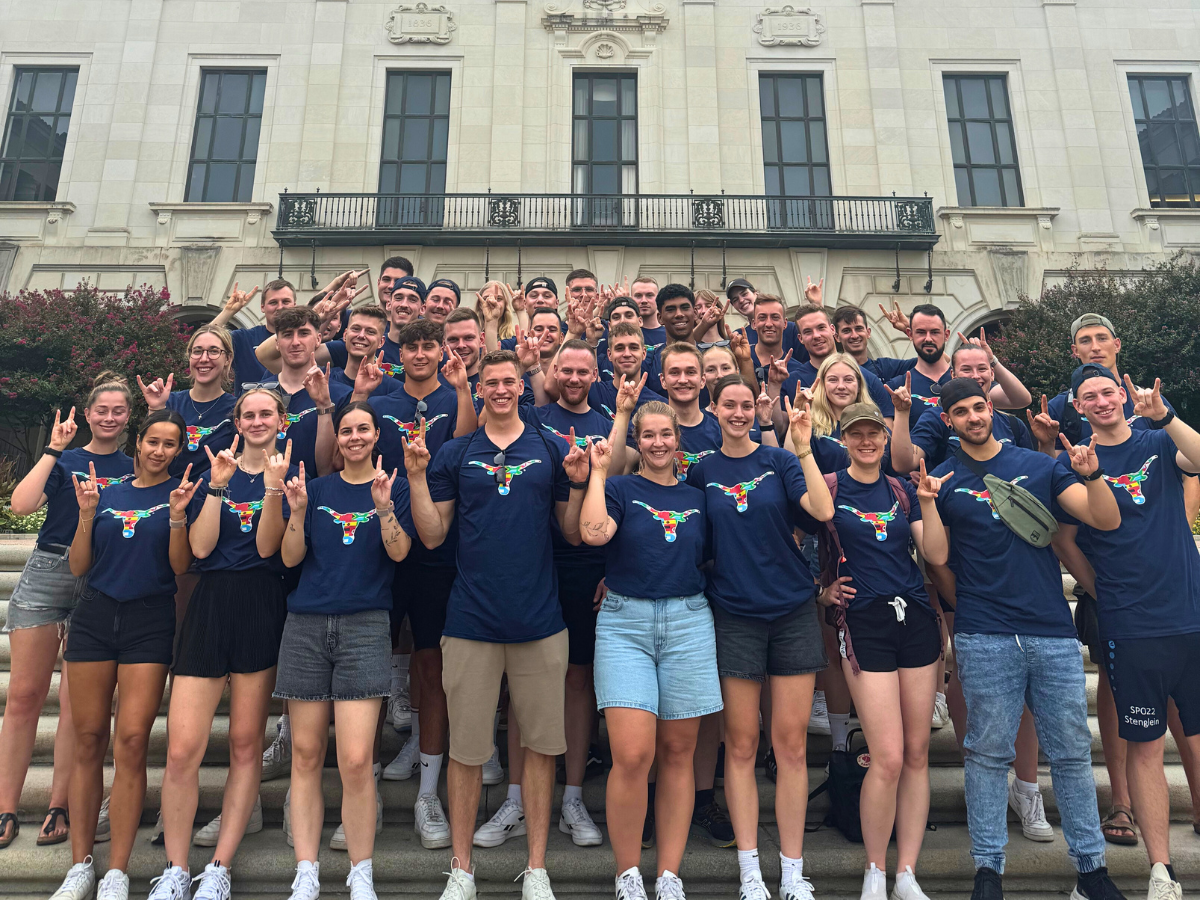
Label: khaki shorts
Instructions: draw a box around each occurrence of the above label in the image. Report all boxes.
[441,630,569,766]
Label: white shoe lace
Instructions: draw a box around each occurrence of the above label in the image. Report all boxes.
[441,863,473,900]
[290,864,320,900]
[96,870,128,900]
[782,875,815,900]
[346,862,375,900]
[53,859,93,898]
[1149,875,1180,900]
[561,797,593,825]
[417,795,448,827]
[1023,790,1047,827]
[655,873,684,900]
[740,874,772,900]
[517,868,555,900]
[192,865,231,900]
[617,870,647,900]
[489,797,523,825]
[148,868,190,900]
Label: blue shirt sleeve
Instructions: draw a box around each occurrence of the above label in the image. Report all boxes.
[604,478,625,527]
[865,372,895,417]
[427,439,463,504]
[902,478,922,523]
[325,341,349,370]
[909,408,946,464]
[1050,456,1082,520]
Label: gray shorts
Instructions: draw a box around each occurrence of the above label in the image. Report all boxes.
[711,599,827,682]
[273,609,391,702]
[3,547,82,634]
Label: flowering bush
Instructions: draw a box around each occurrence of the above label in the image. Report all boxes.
[991,255,1200,425]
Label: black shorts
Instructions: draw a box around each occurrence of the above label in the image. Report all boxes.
[1105,630,1200,742]
[1073,588,1101,664]
[841,597,942,673]
[558,563,606,666]
[173,569,288,677]
[64,586,175,666]
[407,564,456,652]
[712,600,827,682]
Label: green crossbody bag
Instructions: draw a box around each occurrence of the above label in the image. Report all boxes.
[953,449,1059,548]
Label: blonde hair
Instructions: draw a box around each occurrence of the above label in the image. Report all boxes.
[233,387,286,422]
[87,371,133,408]
[185,324,235,389]
[702,344,738,371]
[630,401,680,475]
[475,280,517,340]
[811,353,871,437]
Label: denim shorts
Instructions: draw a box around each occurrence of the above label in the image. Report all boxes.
[273,609,391,702]
[3,547,82,634]
[64,587,175,665]
[712,599,827,682]
[594,591,723,720]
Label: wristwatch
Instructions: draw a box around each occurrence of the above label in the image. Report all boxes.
[315,404,336,416]
[207,484,228,499]
[1080,468,1105,482]
[525,365,542,377]
[1150,409,1175,429]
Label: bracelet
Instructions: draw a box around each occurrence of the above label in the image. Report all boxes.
[207,484,228,498]
[375,502,394,515]
[264,486,285,496]
[569,480,588,491]
[169,517,187,530]
[1080,467,1106,482]
[79,514,94,524]
[1150,409,1175,429]
[796,448,813,460]
[315,404,336,416]
[43,447,63,459]
[525,365,542,376]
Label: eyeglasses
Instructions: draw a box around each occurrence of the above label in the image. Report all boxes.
[696,339,731,350]
[190,347,228,359]
[492,450,507,486]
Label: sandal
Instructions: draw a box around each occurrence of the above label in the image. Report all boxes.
[36,807,69,846]
[1101,805,1138,846]
[0,812,17,849]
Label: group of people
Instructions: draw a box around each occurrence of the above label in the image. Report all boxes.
[2,258,1197,900]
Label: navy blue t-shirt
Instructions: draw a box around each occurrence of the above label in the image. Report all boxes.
[604,474,706,599]
[195,465,298,572]
[1047,388,1175,449]
[88,478,200,601]
[863,356,917,384]
[750,345,805,381]
[909,406,1032,471]
[324,340,350,370]
[330,365,403,398]
[642,325,667,352]
[289,473,414,614]
[932,443,1079,637]
[428,424,572,643]
[1062,429,1200,640]
[888,365,951,411]
[784,362,896,419]
[587,379,661,421]
[39,449,135,547]
[535,403,612,567]
[829,471,928,611]
[676,410,763,480]
[165,391,237,478]
[230,325,272,394]
[687,446,820,620]
[275,381,353,475]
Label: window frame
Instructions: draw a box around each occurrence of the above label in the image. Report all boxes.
[378,70,452,197]
[757,72,832,199]
[184,68,267,204]
[1127,74,1200,209]
[0,66,79,202]
[942,72,1024,208]
[571,72,639,197]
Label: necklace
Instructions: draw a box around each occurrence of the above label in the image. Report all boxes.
[237,457,263,484]
[189,392,221,422]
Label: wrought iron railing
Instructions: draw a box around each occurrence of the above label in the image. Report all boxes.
[272,191,938,248]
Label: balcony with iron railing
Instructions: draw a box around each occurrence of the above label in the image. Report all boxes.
[271,191,940,250]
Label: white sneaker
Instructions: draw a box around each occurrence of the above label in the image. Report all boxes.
[655,871,686,900]
[389,688,412,732]
[191,863,231,900]
[95,797,111,843]
[330,789,384,850]
[193,795,263,847]
[50,858,95,900]
[283,788,292,847]
[148,865,192,900]
[520,867,557,900]
[382,733,420,781]
[97,869,130,900]
[890,867,930,900]
[415,794,453,849]
[473,797,527,847]
[1008,779,1054,842]
[287,861,321,900]
[739,872,771,900]
[780,873,815,900]
[1148,863,1182,900]
[482,748,505,786]
[346,859,377,900]
[439,864,476,900]
[262,723,291,781]
[149,810,164,845]
[558,796,603,846]
[931,692,949,730]
[616,867,648,900]
[860,865,886,900]
[807,691,831,736]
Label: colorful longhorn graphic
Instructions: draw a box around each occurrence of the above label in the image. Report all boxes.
[674,449,715,482]
[73,472,133,488]
[542,424,602,449]
[838,502,900,541]
[468,459,541,496]
[223,498,264,532]
[318,507,377,544]
[379,362,404,378]
[102,503,169,538]
[707,471,775,513]
[384,413,448,439]
[632,500,701,542]
[1103,455,1157,505]
[277,407,315,439]
[185,419,231,452]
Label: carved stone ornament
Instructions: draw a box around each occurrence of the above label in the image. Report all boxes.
[543,0,668,53]
[386,3,457,45]
[753,6,825,47]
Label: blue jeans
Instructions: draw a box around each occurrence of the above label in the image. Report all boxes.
[955,632,1105,875]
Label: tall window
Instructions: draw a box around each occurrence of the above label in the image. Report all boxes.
[572,74,637,227]
[759,74,830,198]
[185,70,266,202]
[378,72,450,226]
[1128,75,1200,208]
[0,68,78,202]
[943,74,1023,207]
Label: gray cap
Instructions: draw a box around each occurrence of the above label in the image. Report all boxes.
[839,402,888,432]
[1070,313,1116,341]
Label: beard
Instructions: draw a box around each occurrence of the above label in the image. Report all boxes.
[916,341,944,364]
[954,419,993,446]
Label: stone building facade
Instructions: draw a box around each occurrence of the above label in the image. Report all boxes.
[0,0,1197,358]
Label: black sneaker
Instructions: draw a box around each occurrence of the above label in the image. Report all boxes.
[1071,867,1127,900]
[641,804,655,849]
[715,742,725,787]
[765,747,777,784]
[691,798,736,848]
[971,867,1004,900]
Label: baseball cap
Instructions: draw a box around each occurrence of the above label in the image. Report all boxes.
[525,276,557,297]
[726,278,754,300]
[1070,363,1120,394]
[1070,313,1116,341]
[394,275,427,301]
[427,278,460,302]
[839,402,888,432]
[938,377,988,413]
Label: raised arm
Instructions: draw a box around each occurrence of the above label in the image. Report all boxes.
[441,353,479,438]
[402,420,456,548]
[579,439,619,546]
[168,465,201,574]
[68,463,100,577]
[1026,394,1062,459]
[885,372,922,474]
[257,441,292,558]
[1125,375,1200,474]
[555,428,589,546]
[280,463,309,568]
[190,439,239,559]
[1056,435,1121,531]
[371,458,412,563]
[210,283,260,329]
[786,386,834,522]
[912,459,951,566]
[304,365,337,477]
[11,407,76,515]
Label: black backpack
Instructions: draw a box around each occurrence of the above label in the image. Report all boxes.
[808,727,870,843]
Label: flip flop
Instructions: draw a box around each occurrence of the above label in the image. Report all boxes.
[1101,805,1138,846]
[36,807,69,846]
[0,813,17,849]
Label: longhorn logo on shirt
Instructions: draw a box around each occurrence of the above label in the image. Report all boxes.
[102,503,169,538]
[222,498,263,532]
[472,381,483,402]
[379,362,404,378]
[1104,455,1157,505]
[277,407,315,439]
[318,507,377,544]
[674,449,714,482]
[633,500,701,542]
[707,472,775,513]
[1126,414,1142,426]
[73,472,133,488]
[820,434,847,449]
[601,404,616,419]
[542,424,602,449]
[915,395,940,408]
[838,502,900,541]
[954,476,1028,519]
[468,459,542,496]
[185,419,231,452]
[384,413,449,439]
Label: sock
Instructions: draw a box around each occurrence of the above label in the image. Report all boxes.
[1015,777,1039,796]
[829,713,851,750]
[695,787,715,810]
[419,752,443,797]
[507,783,523,806]
[780,854,803,885]
[738,849,761,884]
[563,784,583,804]
[278,713,291,743]
[1165,864,1177,882]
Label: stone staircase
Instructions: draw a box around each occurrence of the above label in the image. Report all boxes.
[1,534,1197,898]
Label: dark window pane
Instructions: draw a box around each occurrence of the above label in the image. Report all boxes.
[995,122,1015,164]
[200,73,219,114]
[1190,168,1200,200]
[783,166,810,196]
[960,78,989,118]
[1149,123,1182,164]
[812,166,831,196]
[187,70,266,202]
[383,119,400,157]
[1144,79,1171,119]
[432,118,448,160]
[777,77,804,117]
[1171,80,1191,117]
[0,163,12,199]
[592,119,617,161]
[759,78,775,117]
[762,121,778,163]
[205,162,237,201]
[242,117,261,159]
[809,120,827,163]
[187,163,206,201]
[806,77,824,117]
[966,121,996,164]
[988,78,1009,118]
[61,73,77,113]
[402,118,430,160]
[621,77,636,115]
[407,75,433,115]
[379,163,397,193]
[52,116,69,156]
[1128,80,1146,120]
[593,78,618,116]
[779,120,808,162]
[1002,168,1021,206]
[236,163,255,202]
[949,121,966,164]
[2,117,23,158]
[217,73,249,114]
[249,73,266,114]
[591,164,618,194]
[1181,125,1200,166]
[765,166,781,195]
[943,78,960,118]
[386,76,405,114]
[380,71,451,199]
[399,163,427,192]
[30,72,62,113]
[972,168,1002,206]
[1143,167,1159,203]
[14,164,43,201]
[210,117,243,160]
[435,75,451,115]
[430,163,446,193]
[12,71,34,110]
[23,117,51,158]
[1159,168,1187,202]
[954,167,972,205]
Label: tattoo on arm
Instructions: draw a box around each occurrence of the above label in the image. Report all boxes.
[580,518,612,540]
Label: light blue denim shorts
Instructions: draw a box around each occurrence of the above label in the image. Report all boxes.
[3,547,82,634]
[594,590,723,720]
